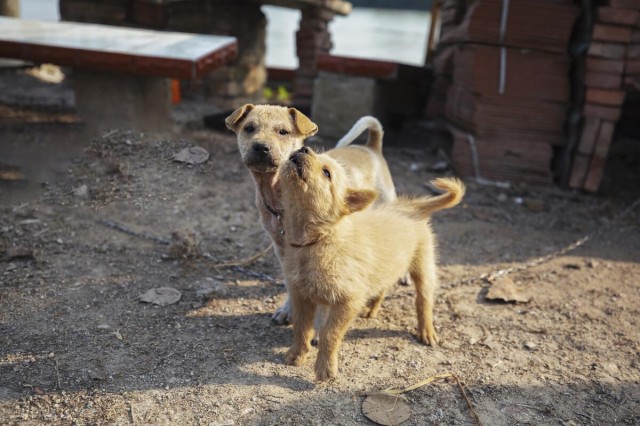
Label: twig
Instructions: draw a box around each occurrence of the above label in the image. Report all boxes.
[54,356,61,390]
[210,244,273,268]
[98,220,171,245]
[358,373,482,426]
[201,252,276,282]
[446,195,640,288]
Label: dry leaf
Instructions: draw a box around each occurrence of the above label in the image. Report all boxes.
[138,287,182,306]
[173,147,209,165]
[485,276,531,303]
[362,394,411,425]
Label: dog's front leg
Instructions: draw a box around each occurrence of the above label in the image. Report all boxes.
[315,303,358,382]
[271,243,293,325]
[284,292,316,366]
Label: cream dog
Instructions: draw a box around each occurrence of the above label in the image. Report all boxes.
[279,146,465,381]
[225,104,397,324]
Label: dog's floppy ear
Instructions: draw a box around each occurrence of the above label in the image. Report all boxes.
[288,108,318,138]
[345,189,378,214]
[225,104,254,132]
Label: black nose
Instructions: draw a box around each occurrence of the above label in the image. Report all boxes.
[252,143,270,153]
[299,146,311,154]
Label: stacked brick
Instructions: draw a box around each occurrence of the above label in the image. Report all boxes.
[568,0,640,191]
[429,0,579,184]
[295,8,334,109]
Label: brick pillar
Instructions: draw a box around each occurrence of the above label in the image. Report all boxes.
[0,0,19,16]
[295,8,334,109]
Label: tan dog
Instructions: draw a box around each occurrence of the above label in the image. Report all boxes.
[279,146,465,381]
[225,104,397,324]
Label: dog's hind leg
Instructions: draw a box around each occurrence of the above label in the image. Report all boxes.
[410,249,440,346]
[364,290,387,318]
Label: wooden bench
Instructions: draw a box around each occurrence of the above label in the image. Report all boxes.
[0,17,237,131]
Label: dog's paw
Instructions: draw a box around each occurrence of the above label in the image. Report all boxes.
[315,362,337,382]
[418,328,440,346]
[399,273,412,286]
[271,300,292,325]
[284,348,308,366]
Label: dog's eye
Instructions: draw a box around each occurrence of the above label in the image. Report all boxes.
[244,124,255,134]
[279,129,290,136]
[323,168,331,180]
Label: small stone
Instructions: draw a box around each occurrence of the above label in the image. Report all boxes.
[74,185,89,198]
[524,199,546,212]
[524,341,537,350]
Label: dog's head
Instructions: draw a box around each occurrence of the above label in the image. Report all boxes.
[280,146,378,225]
[225,104,318,173]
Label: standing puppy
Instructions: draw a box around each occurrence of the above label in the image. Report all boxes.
[279,147,465,381]
[225,104,397,324]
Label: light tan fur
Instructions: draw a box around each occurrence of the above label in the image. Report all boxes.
[278,147,465,381]
[225,104,397,324]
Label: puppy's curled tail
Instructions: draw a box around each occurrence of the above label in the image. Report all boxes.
[400,178,465,219]
[335,116,383,152]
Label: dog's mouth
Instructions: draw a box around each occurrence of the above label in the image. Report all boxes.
[288,151,309,180]
[245,156,278,173]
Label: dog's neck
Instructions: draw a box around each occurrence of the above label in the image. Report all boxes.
[283,208,330,248]
[251,170,282,216]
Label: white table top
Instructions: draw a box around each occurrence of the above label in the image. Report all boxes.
[0,17,238,79]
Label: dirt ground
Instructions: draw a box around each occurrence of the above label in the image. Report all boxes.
[1,76,640,425]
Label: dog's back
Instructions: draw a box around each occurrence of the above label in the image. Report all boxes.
[327,117,396,204]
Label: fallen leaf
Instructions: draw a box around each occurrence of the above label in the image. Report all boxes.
[173,147,209,165]
[33,386,45,395]
[362,394,411,426]
[485,276,531,303]
[138,287,182,306]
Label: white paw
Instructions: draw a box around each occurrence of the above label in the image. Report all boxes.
[271,299,292,325]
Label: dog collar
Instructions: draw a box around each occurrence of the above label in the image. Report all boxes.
[263,200,285,235]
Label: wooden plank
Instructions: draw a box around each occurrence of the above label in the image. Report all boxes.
[583,122,616,192]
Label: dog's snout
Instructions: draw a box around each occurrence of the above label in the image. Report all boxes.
[252,143,270,154]
[299,146,311,155]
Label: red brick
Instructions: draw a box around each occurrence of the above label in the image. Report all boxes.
[577,117,601,155]
[583,103,622,121]
[585,71,623,89]
[568,154,591,189]
[597,7,640,25]
[317,55,398,79]
[587,41,627,59]
[626,58,640,73]
[586,57,625,73]
[593,24,633,43]
[585,88,626,105]
[626,44,640,58]
[608,0,640,8]
[583,121,615,192]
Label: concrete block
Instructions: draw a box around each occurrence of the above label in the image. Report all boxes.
[311,72,378,141]
[74,70,171,132]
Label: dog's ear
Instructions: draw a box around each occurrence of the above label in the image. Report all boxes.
[225,104,254,132]
[288,108,318,138]
[345,189,378,214]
